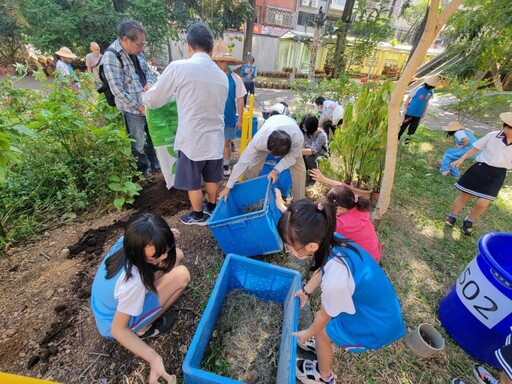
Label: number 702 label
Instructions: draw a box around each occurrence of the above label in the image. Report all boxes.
[456,258,512,329]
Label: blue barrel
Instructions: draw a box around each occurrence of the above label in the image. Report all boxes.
[439,232,512,367]
[235,116,259,138]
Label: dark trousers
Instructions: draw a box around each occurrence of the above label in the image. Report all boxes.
[243,81,255,106]
[323,119,343,138]
[398,115,421,139]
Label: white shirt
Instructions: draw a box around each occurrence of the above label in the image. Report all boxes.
[114,266,147,316]
[454,130,467,141]
[321,256,356,317]
[232,72,247,99]
[474,131,512,169]
[322,100,344,125]
[226,115,304,189]
[141,52,228,161]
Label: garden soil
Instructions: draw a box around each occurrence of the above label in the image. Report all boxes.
[0,172,227,383]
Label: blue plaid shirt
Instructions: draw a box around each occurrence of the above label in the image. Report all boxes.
[102,39,155,115]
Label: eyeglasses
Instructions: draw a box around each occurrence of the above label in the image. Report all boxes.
[131,39,147,49]
[284,242,306,255]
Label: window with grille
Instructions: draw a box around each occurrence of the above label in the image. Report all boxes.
[266,7,294,27]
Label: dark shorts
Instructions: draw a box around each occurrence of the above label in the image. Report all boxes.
[174,151,223,191]
[455,162,507,200]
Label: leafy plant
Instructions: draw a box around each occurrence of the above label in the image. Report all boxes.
[328,80,392,191]
[0,72,140,246]
[446,79,506,123]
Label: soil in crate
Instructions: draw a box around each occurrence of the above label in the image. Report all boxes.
[243,199,265,214]
[201,290,284,383]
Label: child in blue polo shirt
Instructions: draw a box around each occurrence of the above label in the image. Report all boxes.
[212,40,247,177]
[278,199,405,384]
[398,75,441,144]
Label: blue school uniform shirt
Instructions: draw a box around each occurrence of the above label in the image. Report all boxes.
[406,85,434,117]
[91,237,161,339]
[324,237,406,350]
[224,70,237,128]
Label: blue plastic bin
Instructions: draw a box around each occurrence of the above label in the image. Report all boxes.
[235,116,259,138]
[182,254,301,384]
[208,176,283,257]
[439,232,512,367]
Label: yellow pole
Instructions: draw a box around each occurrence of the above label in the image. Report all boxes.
[248,94,254,141]
[0,372,60,384]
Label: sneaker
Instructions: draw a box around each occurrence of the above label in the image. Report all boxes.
[231,141,236,152]
[142,170,153,180]
[296,359,335,384]
[202,202,215,215]
[473,364,499,384]
[298,337,317,355]
[462,220,473,235]
[445,216,457,227]
[180,211,209,226]
[223,165,231,176]
[451,379,466,384]
[138,312,176,340]
[404,137,411,145]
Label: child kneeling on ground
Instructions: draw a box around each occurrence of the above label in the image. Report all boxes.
[91,213,190,384]
[278,200,405,384]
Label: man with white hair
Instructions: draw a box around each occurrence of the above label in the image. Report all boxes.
[219,103,306,201]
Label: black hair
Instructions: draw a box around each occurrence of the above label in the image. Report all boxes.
[105,213,177,292]
[277,199,363,272]
[301,114,319,136]
[424,84,435,90]
[247,55,255,62]
[326,185,370,212]
[267,130,292,157]
[186,22,214,53]
[445,131,456,138]
[118,20,146,41]
[314,96,325,106]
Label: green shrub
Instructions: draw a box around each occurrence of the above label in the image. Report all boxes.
[0,72,141,246]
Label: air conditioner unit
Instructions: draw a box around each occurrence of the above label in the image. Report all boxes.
[311,0,319,7]
[301,0,310,6]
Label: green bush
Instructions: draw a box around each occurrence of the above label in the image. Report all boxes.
[0,72,141,246]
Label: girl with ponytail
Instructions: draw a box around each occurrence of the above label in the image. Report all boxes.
[325,185,381,263]
[277,200,405,384]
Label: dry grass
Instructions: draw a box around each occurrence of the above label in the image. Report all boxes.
[201,290,283,384]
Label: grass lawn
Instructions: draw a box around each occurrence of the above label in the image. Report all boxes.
[323,126,511,383]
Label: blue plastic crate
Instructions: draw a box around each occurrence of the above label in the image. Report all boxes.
[208,176,283,257]
[182,254,301,384]
[235,116,259,138]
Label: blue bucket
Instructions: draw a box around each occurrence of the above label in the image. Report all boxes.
[439,232,512,367]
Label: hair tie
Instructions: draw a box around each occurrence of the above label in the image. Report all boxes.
[354,195,359,203]
[317,203,324,211]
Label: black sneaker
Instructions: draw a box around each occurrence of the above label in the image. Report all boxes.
[445,216,457,227]
[404,137,411,145]
[462,220,473,235]
[180,211,209,226]
[451,379,466,384]
[139,312,176,340]
[223,165,231,176]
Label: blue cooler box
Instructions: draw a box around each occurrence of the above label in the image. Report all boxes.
[182,254,301,384]
[208,176,283,257]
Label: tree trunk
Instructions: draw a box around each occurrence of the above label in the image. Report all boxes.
[309,27,320,80]
[333,0,356,77]
[490,63,504,91]
[243,0,256,61]
[503,72,512,91]
[371,0,464,227]
[405,6,429,68]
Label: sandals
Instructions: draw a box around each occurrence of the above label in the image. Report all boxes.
[138,311,176,340]
[298,337,317,354]
[296,359,335,384]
